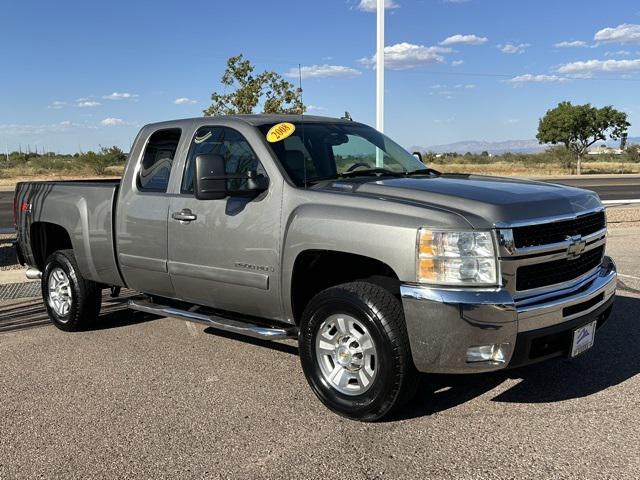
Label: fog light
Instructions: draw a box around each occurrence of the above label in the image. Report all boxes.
[466,344,509,364]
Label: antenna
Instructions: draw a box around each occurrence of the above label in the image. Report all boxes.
[298,63,307,188]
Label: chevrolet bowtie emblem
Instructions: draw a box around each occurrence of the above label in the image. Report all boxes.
[566,235,586,259]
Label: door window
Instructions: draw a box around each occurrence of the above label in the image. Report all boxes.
[182,126,265,194]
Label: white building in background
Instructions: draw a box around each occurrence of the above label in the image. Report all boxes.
[587,145,624,155]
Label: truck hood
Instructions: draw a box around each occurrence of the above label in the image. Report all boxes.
[325,174,602,229]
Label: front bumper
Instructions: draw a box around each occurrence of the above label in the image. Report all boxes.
[400,256,617,373]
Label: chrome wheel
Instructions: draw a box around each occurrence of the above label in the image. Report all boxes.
[315,314,378,396]
[48,267,72,318]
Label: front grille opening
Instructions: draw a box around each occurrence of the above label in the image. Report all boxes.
[526,304,612,361]
[529,330,570,359]
[516,246,604,291]
[512,211,605,249]
[563,293,604,317]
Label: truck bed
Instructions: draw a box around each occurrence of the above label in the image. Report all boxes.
[14,179,125,287]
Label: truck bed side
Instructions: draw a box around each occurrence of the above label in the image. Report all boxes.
[15,180,125,287]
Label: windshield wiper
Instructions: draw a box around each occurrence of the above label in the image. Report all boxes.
[306,168,403,184]
[404,167,441,176]
[340,168,405,178]
[306,167,440,185]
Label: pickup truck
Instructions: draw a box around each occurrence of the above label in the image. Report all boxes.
[14,115,617,421]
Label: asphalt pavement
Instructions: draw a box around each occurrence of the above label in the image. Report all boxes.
[0,228,639,479]
[541,175,640,201]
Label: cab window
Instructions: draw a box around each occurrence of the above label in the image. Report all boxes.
[137,128,182,192]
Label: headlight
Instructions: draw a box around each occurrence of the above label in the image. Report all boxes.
[417,229,498,286]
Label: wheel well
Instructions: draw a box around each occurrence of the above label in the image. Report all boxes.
[290,250,400,323]
[30,222,73,270]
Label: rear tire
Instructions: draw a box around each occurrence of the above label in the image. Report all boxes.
[42,249,102,331]
[299,281,417,421]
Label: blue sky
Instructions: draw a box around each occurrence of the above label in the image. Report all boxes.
[2,0,640,153]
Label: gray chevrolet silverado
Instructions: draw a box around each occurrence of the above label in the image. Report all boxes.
[14,115,616,420]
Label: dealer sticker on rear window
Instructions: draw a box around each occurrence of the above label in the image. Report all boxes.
[266,122,295,143]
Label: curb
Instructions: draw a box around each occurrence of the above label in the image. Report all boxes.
[530,173,640,180]
[0,269,34,284]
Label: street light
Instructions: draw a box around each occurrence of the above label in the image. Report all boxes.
[376,0,384,166]
[376,0,384,134]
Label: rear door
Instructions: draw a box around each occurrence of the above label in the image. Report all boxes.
[167,124,283,320]
[115,127,183,297]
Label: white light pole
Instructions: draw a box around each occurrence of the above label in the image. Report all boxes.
[376,0,385,166]
[376,0,384,133]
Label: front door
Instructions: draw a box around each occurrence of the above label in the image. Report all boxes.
[167,125,282,320]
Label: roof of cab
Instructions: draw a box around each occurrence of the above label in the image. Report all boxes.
[142,114,357,131]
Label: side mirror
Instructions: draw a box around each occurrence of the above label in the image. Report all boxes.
[194,154,270,200]
[412,151,424,163]
[195,154,227,200]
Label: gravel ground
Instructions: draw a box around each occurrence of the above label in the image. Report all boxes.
[0,230,639,479]
[606,206,640,229]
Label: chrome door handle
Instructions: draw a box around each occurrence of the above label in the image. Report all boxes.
[172,209,197,222]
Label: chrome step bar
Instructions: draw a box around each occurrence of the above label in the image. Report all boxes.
[128,299,298,340]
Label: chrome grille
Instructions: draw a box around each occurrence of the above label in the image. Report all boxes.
[497,209,607,295]
[516,246,604,291]
[512,211,605,248]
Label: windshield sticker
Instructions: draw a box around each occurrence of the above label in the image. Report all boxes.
[266,122,295,143]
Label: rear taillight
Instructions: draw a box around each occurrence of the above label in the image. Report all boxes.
[12,196,29,228]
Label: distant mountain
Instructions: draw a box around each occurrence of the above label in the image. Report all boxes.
[410,137,640,155]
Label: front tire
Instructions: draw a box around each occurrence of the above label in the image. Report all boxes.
[42,249,102,331]
[299,282,417,421]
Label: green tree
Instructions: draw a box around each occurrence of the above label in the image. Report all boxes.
[536,101,630,174]
[83,151,109,175]
[100,146,127,165]
[82,146,126,175]
[203,54,304,116]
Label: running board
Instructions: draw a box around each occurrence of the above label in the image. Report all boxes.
[127,299,298,340]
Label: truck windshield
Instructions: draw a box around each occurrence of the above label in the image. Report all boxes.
[257,122,428,186]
